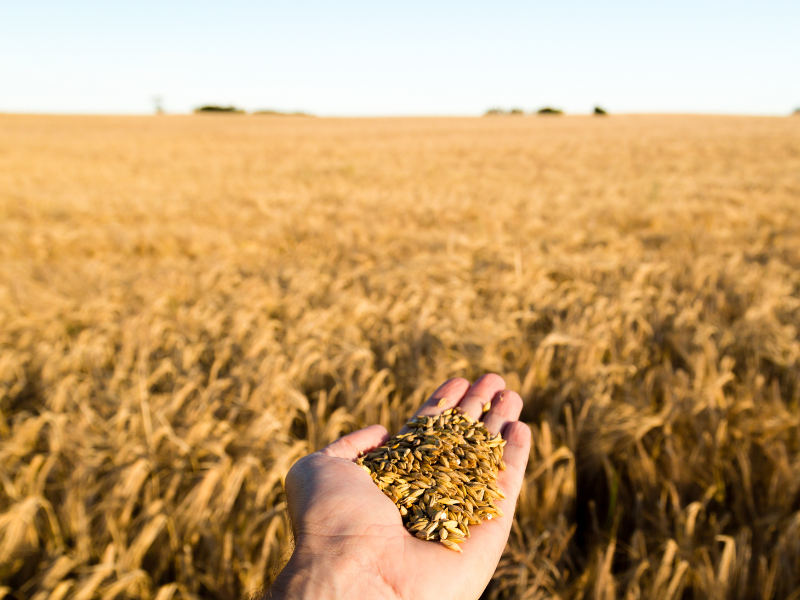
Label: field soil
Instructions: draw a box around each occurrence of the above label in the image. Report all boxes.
[1,114,800,599]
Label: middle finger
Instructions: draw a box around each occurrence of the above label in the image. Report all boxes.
[458,373,506,420]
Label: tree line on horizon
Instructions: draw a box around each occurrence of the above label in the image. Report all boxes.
[191,105,605,117]
[485,106,607,116]
[194,105,313,116]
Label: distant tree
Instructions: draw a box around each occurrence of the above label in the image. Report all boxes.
[484,108,506,116]
[794,108,800,115]
[194,105,245,114]
[152,96,164,115]
[537,107,563,115]
[509,108,524,115]
[594,106,608,115]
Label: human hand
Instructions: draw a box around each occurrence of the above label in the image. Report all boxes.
[267,374,532,600]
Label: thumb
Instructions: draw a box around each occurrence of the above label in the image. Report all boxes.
[321,424,390,460]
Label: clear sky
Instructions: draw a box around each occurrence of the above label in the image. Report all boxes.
[2,0,798,116]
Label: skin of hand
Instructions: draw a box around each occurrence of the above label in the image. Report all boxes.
[266,374,532,600]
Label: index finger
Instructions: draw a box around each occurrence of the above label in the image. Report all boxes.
[399,377,470,433]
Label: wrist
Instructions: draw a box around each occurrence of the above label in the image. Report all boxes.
[267,544,399,600]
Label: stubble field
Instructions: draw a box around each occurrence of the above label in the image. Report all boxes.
[1,113,799,599]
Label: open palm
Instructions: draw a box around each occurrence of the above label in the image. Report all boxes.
[275,374,532,600]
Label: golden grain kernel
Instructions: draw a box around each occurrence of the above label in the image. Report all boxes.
[441,540,463,553]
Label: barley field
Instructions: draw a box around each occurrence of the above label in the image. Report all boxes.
[1,113,799,600]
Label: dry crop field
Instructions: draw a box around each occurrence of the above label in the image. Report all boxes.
[1,113,799,600]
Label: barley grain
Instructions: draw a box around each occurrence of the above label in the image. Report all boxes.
[357,408,505,551]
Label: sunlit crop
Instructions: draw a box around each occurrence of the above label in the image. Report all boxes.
[1,113,799,599]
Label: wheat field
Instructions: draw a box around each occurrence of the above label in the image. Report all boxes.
[1,113,799,599]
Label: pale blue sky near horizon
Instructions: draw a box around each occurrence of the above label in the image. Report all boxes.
[1,0,798,116]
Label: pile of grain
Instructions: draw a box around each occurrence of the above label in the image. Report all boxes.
[357,407,506,552]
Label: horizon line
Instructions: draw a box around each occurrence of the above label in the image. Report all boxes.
[1,110,798,118]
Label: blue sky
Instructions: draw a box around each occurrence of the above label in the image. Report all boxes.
[1,0,798,116]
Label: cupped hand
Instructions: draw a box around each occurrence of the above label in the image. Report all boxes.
[268,374,532,600]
